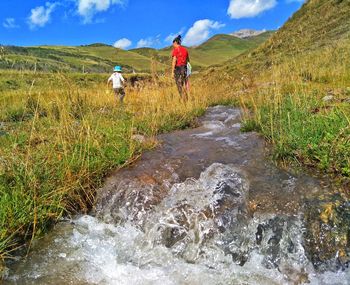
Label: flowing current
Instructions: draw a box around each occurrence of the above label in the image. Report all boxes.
[4,106,350,284]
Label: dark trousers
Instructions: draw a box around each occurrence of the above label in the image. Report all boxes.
[174,65,188,98]
[113,88,125,103]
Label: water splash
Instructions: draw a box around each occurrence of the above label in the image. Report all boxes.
[5,106,350,285]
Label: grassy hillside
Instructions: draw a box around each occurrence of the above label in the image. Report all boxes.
[0,70,152,93]
[244,31,275,45]
[194,33,273,67]
[220,0,350,71]
[0,32,274,74]
[131,32,274,70]
[260,0,350,55]
[0,44,167,74]
[197,34,258,52]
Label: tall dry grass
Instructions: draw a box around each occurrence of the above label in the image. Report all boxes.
[238,40,350,177]
[0,71,237,269]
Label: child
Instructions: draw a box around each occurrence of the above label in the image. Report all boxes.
[108,66,126,103]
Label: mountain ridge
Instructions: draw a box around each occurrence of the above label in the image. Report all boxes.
[230,29,267,39]
[0,31,274,73]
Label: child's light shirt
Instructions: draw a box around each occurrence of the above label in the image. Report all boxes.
[108,72,125,88]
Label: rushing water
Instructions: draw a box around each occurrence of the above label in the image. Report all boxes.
[4,106,350,285]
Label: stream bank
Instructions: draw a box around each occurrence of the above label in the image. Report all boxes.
[4,106,350,285]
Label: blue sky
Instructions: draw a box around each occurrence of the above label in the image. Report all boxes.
[0,0,304,48]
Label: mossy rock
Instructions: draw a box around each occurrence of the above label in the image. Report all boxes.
[304,195,350,271]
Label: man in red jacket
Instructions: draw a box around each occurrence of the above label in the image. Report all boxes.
[171,35,190,100]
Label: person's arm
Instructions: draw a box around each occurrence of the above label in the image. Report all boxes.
[171,48,177,78]
[171,56,177,78]
[107,75,112,87]
[120,74,125,87]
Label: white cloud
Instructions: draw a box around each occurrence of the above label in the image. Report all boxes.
[165,28,186,43]
[228,0,277,19]
[3,18,19,29]
[183,19,225,46]
[113,38,132,49]
[136,35,161,48]
[136,39,151,48]
[76,0,126,23]
[28,2,58,29]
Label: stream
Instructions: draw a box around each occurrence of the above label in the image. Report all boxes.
[4,106,350,284]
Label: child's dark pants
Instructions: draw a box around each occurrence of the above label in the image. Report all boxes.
[114,88,125,103]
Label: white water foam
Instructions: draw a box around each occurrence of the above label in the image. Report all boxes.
[8,164,350,285]
[10,214,348,285]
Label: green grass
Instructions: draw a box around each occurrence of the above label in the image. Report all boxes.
[1,31,274,74]
[0,104,136,258]
[235,39,350,178]
[0,70,239,271]
[198,0,350,181]
[131,33,275,71]
[0,70,152,93]
[0,44,167,74]
[243,92,350,176]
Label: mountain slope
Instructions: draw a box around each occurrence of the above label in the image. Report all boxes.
[261,0,350,55]
[0,31,274,74]
[194,33,272,66]
[0,44,167,73]
[131,32,274,70]
[225,0,350,70]
[230,29,267,39]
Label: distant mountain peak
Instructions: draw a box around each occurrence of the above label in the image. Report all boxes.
[231,29,267,39]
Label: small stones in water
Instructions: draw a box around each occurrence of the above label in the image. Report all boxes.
[256,224,264,245]
[131,132,158,148]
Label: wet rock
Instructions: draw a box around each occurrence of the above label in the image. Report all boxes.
[161,226,187,248]
[153,163,249,258]
[256,224,264,245]
[262,217,285,269]
[223,213,310,277]
[7,106,350,284]
[304,196,350,271]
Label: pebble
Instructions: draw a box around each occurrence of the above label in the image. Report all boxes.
[322,95,334,102]
[131,134,146,143]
